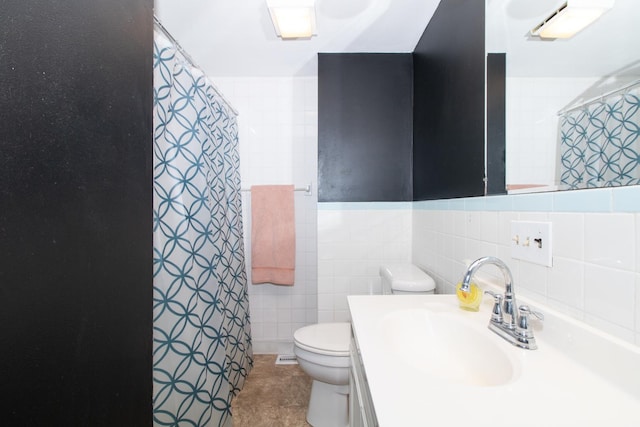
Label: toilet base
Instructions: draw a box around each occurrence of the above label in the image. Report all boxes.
[306,380,349,427]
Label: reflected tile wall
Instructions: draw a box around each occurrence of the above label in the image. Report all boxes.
[507,77,597,186]
[506,76,640,187]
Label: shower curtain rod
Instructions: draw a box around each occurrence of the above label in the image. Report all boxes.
[153,15,239,116]
[557,79,640,116]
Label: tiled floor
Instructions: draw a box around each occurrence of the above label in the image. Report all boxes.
[231,354,312,427]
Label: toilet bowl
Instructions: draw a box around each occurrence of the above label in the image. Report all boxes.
[293,322,350,427]
[293,264,435,426]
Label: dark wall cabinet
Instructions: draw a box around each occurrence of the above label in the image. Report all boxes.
[318,0,500,202]
[0,0,153,425]
[412,0,486,200]
[318,53,414,202]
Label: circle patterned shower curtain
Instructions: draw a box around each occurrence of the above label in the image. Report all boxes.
[152,29,252,427]
[559,84,640,189]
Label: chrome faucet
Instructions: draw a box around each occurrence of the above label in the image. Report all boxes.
[460,256,542,350]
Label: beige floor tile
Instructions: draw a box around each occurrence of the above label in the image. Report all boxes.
[232,354,312,427]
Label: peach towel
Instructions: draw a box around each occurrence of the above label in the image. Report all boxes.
[250,185,295,285]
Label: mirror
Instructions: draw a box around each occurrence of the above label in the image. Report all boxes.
[487,0,640,193]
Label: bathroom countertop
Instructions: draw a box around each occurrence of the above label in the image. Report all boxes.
[348,294,640,427]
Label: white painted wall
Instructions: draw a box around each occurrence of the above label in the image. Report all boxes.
[216,76,640,352]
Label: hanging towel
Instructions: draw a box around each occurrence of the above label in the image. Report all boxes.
[251,185,296,285]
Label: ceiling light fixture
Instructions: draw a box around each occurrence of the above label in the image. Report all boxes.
[530,0,614,39]
[267,0,317,39]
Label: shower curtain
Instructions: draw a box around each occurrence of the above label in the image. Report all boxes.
[152,28,252,427]
[559,84,640,189]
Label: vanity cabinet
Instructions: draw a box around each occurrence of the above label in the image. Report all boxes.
[349,331,378,427]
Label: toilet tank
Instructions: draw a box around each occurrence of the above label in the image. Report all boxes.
[380,264,436,295]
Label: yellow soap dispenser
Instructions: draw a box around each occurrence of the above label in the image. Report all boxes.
[455,282,482,311]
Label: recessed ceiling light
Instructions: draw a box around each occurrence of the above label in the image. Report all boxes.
[267,0,317,39]
[530,0,614,39]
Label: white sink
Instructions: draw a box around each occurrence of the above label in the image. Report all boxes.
[348,294,640,427]
[380,307,519,386]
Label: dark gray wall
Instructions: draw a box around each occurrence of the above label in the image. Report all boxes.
[0,1,153,425]
[413,0,486,200]
[487,53,507,195]
[318,53,414,202]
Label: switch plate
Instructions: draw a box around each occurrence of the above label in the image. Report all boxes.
[510,221,553,267]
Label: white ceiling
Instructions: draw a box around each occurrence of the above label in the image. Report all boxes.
[488,0,640,78]
[154,0,441,77]
[155,0,639,79]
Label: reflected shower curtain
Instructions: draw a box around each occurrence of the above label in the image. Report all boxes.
[559,84,640,189]
[152,30,252,427]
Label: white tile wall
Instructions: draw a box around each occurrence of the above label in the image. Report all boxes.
[214,77,640,354]
[317,205,413,322]
[584,214,635,270]
[215,76,318,354]
[318,205,640,345]
[412,188,640,346]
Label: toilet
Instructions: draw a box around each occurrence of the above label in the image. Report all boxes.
[380,263,436,295]
[293,322,351,427]
[293,264,435,427]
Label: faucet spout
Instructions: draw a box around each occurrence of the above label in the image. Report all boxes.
[460,256,540,350]
[461,256,517,329]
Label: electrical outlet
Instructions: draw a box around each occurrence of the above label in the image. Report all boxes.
[510,221,553,267]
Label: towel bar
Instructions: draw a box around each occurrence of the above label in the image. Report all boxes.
[241,183,312,196]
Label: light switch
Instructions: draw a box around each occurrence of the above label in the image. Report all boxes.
[510,221,552,267]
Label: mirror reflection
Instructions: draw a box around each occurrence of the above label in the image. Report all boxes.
[487,0,640,193]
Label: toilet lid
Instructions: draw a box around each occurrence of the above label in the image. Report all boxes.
[294,322,351,356]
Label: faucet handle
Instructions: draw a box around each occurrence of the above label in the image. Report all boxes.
[484,290,501,299]
[516,305,544,340]
[519,305,544,321]
[484,290,503,324]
